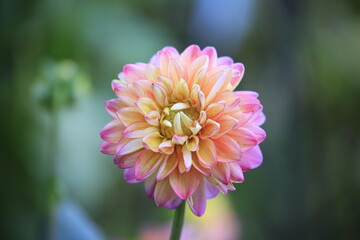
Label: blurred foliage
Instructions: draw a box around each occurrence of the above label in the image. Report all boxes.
[1,0,360,240]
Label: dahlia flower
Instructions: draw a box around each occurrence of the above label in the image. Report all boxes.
[100,45,266,217]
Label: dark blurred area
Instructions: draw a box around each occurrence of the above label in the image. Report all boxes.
[1,0,360,239]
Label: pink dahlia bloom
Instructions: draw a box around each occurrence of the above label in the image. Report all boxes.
[100,45,266,216]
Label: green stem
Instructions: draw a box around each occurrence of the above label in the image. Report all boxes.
[170,201,186,240]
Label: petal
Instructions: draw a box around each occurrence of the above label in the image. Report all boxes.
[206,101,226,120]
[212,163,230,184]
[196,139,217,167]
[229,63,245,89]
[116,138,144,156]
[156,154,177,182]
[152,83,169,107]
[229,127,258,152]
[164,197,183,210]
[173,112,184,136]
[229,162,244,182]
[174,78,190,100]
[186,136,199,152]
[181,145,192,172]
[204,180,219,199]
[135,97,159,115]
[123,122,157,138]
[169,168,201,199]
[104,98,126,118]
[144,173,157,198]
[192,153,212,177]
[158,140,175,155]
[113,150,142,169]
[123,63,147,82]
[168,59,187,85]
[145,110,160,127]
[240,145,263,171]
[100,119,123,143]
[154,179,178,207]
[217,56,233,66]
[242,124,266,144]
[252,111,266,126]
[124,167,142,184]
[172,135,188,145]
[187,179,206,217]
[211,115,238,139]
[214,135,242,162]
[235,91,261,113]
[201,46,218,69]
[180,44,201,68]
[135,150,163,180]
[171,102,191,111]
[199,119,220,139]
[117,107,144,127]
[204,71,229,106]
[100,141,116,155]
[187,55,209,87]
[143,132,163,152]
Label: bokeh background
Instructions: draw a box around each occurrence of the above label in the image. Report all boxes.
[1,0,360,239]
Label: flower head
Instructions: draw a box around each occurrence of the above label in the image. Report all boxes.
[100,45,266,216]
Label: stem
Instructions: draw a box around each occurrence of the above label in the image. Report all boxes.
[170,201,186,240]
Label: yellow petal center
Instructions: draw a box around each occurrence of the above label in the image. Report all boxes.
[160,103,199,139]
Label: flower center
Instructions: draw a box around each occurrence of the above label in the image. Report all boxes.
[159,103,199,139]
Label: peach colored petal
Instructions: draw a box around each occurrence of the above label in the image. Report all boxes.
[152,83,169,107]
[201,46,218,69]
[156,154,177,182]
[143,132,163,152]
[100,141,116,155]
[123,122,157,138]
[206,101,226,120]
[200,119,220,139]
[117,107,144,127]
[144,173,156,198]
[154,178,178,207]
[172,135,188,145]
[168,59,187,85]
[104,98,126,118]
[179,44,201,68]
[215,135,242,162]
[211,115,238,139]
[100,119,123,143]
[186,136,199,152]
[169,168,201,199]
[135,97,159,115]
[144,110,160,127]
[174,78,190,100]
[116,138,144,156]
[158,140,174,155]
[192,153,212,177]
[113,150,142,169]
[188,55,209,87]
[229,162,244,182]
[229,127,258,152]
[181,145,192,171]
[135,150,163,180]
[123,63,147,82]
[212,163,231,184]
[196,139,217,167]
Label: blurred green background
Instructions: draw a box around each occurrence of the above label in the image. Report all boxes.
[1,0,360,239]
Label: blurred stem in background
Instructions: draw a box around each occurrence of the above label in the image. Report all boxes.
[32,59,91,239]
